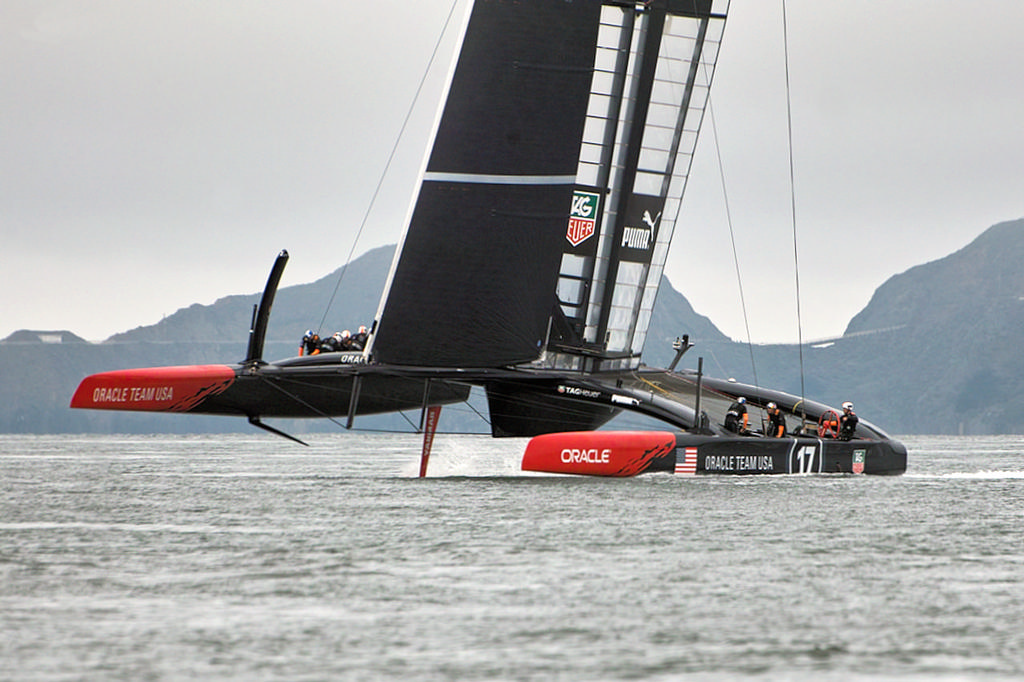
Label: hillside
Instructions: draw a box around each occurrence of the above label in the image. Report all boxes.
[671,218,1024,435]
[848,219,1024,338]
[836,218,1024,434]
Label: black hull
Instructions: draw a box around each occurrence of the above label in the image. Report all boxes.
[522,430,907,477]
[669,434,907,476]
[486,381,621,437]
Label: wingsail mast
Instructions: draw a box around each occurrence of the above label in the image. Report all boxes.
[550,0,728,373]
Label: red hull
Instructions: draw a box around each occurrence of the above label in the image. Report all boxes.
[70,365,236,413]
[522,431,677,476]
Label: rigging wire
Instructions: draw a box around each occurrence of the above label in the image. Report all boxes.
[693,0,805,424]
[706,98,760,394]
[781,0,808,417]
[316,0,463,336]
[256,375,351,432]
[689,0,763,402]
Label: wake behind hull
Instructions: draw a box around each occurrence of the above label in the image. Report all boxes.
[522,431,907,477]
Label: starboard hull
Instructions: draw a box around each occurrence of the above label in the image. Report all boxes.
[522,431,907,477]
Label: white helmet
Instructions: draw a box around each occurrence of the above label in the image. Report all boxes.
[737,397,746,404]
[767,402,777,410]
[842,401,854,410]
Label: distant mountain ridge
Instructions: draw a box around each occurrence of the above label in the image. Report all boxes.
[105,244,394,350]
[838,218,1024,433]
[847,219,1024,336]
[4,218,1024,435]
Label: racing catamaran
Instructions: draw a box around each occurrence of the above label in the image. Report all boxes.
[71,0,908,476]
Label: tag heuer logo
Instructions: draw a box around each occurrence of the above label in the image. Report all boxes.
[567,191,600,247]
[852,449,866,474]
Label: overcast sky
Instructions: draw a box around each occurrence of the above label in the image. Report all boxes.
[3,1,1023,345]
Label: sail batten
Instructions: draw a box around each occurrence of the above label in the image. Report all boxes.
[422,173,579,186]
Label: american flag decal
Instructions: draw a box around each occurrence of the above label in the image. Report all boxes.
[675,447,698,476]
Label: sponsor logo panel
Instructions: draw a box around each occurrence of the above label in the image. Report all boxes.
[852,449,866,474]
[704,453,776,473]
[619,194,665,264]
[557,385,602,399]
[566,190,601,248]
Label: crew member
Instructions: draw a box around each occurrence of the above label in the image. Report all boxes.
[351,325,368,351]
[724,396,749,434]
[766,402,786,438]
[319,332,343,353]
[838,401,859,440]
[299,330,320,356]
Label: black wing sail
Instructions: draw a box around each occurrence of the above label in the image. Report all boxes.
[370,0,729,372]
[370,0,604,368]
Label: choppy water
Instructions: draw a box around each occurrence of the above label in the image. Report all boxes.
[2,433,1023,681]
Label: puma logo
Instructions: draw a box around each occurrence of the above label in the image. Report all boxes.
[642,210,661,230]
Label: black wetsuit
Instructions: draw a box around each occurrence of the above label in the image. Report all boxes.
[301,335,320,355]
[839,410,859,440]
[319,336,341,353]
[724,401,747,433]
[768,409,786,437]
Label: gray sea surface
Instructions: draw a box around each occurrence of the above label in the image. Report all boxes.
[2,433,1023,681]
